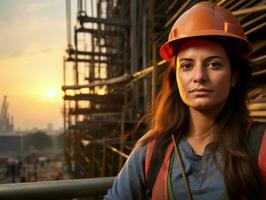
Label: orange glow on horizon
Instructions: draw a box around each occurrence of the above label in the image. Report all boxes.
[0,1,66,130]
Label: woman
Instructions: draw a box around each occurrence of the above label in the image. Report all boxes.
[105,2,266,199]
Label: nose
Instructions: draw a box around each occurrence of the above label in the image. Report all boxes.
[192,64,207,83]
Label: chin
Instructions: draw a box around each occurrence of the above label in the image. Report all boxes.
[190,101,226,112]
[192,105,213,111]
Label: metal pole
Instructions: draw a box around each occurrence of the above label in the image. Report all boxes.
[73,24,79,176]
[63,57,68,172]
[65,0,72,48]
[232,5,266,16]
[245,23,266,35]
[164,0,192,28]
[142,0,148,114]
[0,177,115,200]
[130,0,139,117]
[67,101,72,173]
[151,43,157,107]
[119,105,126,170]
[101,138,106,177]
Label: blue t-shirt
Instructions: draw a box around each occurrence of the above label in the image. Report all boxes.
[104,137,225,199]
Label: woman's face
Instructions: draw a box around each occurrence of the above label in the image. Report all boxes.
[175,39,236,111]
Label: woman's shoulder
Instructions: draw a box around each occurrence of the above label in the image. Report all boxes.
[104,141,149,200]
[128,141,149,162]
[248,121,266,139]
[248,121,266,157]
[249,121,266,186]
[134,137,157,152]
[130,138,158,166]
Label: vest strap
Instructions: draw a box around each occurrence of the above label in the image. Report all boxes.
[145,139,174,200]
[152,142,174,200]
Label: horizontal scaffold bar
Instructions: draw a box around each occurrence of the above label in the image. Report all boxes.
[62,74,131,90]
[78,15,129,26]
[250,110,266,117]
[67,48,123,57]
[0,177,115,200]
[69,123,110,132]
[62,60,167,90]
[252,69,266,77]
[66,57,126,64]
[63,93,124,104]
[232,5,266,16]
[69,119,139,129]
[248,102,266,110]
[76,27,118,36]
[68,107,121,115]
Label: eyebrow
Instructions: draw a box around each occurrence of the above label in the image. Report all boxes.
[177,56,224,62]
[205,56,224,61]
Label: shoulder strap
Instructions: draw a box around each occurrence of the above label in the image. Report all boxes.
[145,139,161,198]
[145,138,173,199]
[145,140,156,178]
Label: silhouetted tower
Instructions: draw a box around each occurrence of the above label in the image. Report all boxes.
[0,96,14,133]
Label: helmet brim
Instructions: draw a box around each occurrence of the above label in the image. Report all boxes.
[160,33,253,61]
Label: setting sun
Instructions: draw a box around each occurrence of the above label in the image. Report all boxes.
[47,89,57,99]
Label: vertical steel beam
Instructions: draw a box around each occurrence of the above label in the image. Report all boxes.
[66,0,72,48]
[63,56,69,172]
[68,101,73,173]
[130,0,137,71]
[142,1,149,114]
[77,0,83,13]
[119,105,126,170]
[73,23,80,175]
[151,43,157,107]
[130,0,139,117]
[101,138,106,177]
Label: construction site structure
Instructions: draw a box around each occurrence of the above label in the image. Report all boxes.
[0,96,14,134]
[62,0,266,178]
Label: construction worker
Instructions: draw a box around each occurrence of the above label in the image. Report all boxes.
[104,2,266,199]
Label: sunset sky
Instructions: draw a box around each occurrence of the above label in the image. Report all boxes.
[0,0,67,131]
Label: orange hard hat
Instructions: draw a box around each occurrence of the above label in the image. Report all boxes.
[160,1,253,61]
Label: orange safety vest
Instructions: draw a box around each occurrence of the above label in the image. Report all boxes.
[145,139,174,200]
[144,123,266,199]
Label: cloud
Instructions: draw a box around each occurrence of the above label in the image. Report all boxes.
[22,1,61,13]
[0,0,65,130]
[0,0,66,59]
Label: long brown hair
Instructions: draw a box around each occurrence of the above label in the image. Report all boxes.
[137,39,264,199]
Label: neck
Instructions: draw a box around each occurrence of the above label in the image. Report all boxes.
[187,106,223,145]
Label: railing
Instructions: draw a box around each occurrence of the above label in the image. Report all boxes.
[0,177,115,200]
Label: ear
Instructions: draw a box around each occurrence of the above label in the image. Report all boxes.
[231,70,239,87]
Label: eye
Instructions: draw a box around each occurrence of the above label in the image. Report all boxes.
[180,62,193,71]
[207,61,222,69]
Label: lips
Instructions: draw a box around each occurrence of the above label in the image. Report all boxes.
[189,88,213,93]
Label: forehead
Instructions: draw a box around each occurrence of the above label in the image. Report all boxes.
[176,38,228,58]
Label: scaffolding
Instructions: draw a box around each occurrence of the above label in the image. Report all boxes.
[0,96,14,134]
[62,0,266,178]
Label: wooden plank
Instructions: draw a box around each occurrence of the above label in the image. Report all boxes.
[68,107,121,115]
[77,15,129,26]
[250,110,266,117]
[63,94,124,104]
[66,57,126,64]
[248,102,266,110]
[67,48,123,57]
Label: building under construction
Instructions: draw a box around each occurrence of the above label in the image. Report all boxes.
[62,0,266,179]
[0,96,14,134]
